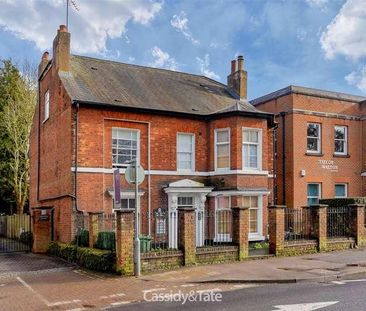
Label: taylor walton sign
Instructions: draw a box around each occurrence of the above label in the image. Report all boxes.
[113,168,121,209]
[318,160,338,172]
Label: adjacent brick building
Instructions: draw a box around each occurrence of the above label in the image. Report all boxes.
[30,26,275,246]
[252,86,366,208]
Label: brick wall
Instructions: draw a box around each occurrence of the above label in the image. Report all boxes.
[256,93,364,207]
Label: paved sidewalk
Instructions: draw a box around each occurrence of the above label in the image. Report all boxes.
[2,249,366,310]
[141,248,366,284]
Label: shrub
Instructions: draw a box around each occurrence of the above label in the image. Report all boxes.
[96,232,115,251]
[74,229,89,247]
[19,231,32,245]
[319,197,366,207]
[77,247,116,272]
[47,242,115,273]
[48,241,77,262]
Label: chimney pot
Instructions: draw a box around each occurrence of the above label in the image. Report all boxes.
[42,51,49,60]
[237,55,244,71]
[231,60,237,74]
[227,54,247,100]
[59,25,67,32]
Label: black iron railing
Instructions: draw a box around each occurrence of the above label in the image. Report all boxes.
[327,206,352,238]
[202,209,233,247]
[284,208,313,241]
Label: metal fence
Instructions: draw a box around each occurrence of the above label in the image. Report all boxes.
[284,208,313,241]
[0,214,32,253]
[327,206,352,238]
[202,209,233,247]
[140,208,174,252]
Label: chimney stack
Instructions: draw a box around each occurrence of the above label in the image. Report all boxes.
[52,25,70,73]
[38,51,49,78]
[227,55,248,100]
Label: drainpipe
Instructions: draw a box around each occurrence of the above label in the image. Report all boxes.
[280,111,286,206]
[272,122,279,205]
[74,102,80,212]
[37,78,41,202]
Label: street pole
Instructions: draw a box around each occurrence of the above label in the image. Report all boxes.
[134,158,141,277]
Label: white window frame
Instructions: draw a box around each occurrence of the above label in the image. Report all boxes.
[112,128,140,167]
[334,126,348,155]
[307,183,321,206]
[307,123,321,154]
[242,195,264,241]
[177,133,195,172]
[242,127,262,171]
[214,128,230,171]
[214,196,232,242]
[44,90,49,122]
[335,183,348,198]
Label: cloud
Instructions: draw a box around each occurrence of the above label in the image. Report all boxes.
[345,65,366,92]
[320,0,366,60]
[196,54,219,80]
[306,0,328,8]
[149,46,178,71]
[170,11,199,44]
[0,0,162,54]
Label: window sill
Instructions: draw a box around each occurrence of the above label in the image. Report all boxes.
[333,154,350,158]
[305,152,324,157]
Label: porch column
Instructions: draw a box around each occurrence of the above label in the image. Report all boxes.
[178,207,196,266]
[168,194,178,249]
[349,204,366,247]
[195,194,206,247]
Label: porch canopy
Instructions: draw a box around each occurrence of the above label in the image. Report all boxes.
[164,179,213,248]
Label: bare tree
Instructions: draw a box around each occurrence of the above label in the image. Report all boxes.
[0,61,36,214]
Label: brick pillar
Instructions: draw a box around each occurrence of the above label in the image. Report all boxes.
[268,205,285,256]
[88,212,102,248]
[178,207,196,266]
[311,204,327,252]
[232,207,249,260]
[349,204,366,247]
[32,208,53,253]
[115,209,134,276]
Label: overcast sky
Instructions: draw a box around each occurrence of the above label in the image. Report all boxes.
[0,0,365,99]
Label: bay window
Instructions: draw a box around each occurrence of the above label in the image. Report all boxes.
[243,128,262,170]
[215,129,230,170]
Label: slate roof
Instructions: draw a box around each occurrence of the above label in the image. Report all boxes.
[251,85,366,106]
[59,55,268,117]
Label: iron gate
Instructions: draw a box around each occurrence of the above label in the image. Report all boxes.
[0,214,32,253]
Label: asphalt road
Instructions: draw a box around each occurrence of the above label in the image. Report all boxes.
[111,278,366,311]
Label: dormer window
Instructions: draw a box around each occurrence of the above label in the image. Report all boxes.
[44,90,49,122]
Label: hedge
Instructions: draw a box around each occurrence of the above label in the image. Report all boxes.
[48,241,115,273]
[74,229,89,247]
[96,232,115,251]
[319,197,366,207]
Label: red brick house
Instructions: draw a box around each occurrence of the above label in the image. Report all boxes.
[30,26,275,247]
[252,86,366,208]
